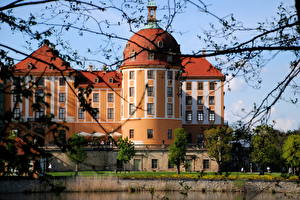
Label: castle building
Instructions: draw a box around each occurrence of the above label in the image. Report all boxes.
[5,1,224,171]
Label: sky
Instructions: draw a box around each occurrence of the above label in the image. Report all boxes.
[1,0,299,131]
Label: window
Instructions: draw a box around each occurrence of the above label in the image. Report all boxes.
[129,104,135,115]
[109,78,113,83]
[147,103,154,115]
[94,108,99,119]
[13,94,21,102]
[209,110,215,121]
[186,111,192,121]
[129,87,135,97]
[107,93,114,102]
[147,129,153,138]
[186,82,192,90]
[78,108,84,119]
[197,110,204,121]
[197,96,203,105]
[129,71,135,79]
[93,93,99,102]
[37,77,44,86]
[13,108,21,119]
[147,86,154,96]
[167,129,172,139]
[59,93,66,102]
[130,51,136,61]
[209,82,215,90]
[59,77,65,86]
[157,41,163,48]
[147,70,154,79]
[167,103,173,115]
[59,108,65,119]
[209,96,215,105]
[186,96,192,105]
[198,82,203,90]
[35,108,44,119]
[168,160,174,168]
[107,108,114,119]
[167,71,173,80]
[167,87,173,97]
[151,159,158,168]
[35,89,44,102]
[167,55,173,62]
[203,159,210,169]
[148,51,154,60]
[129,129,134,139]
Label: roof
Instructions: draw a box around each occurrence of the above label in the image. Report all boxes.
[78,71,122,88]
[14,44,75,74]
[122,28,181,67]
[182,57,224,79]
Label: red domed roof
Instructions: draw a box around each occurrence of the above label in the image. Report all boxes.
[122,28,181,67]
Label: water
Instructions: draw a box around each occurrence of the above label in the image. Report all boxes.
[0,191,299,200]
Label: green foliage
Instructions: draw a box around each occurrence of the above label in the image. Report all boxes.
[282,134,300,172]
[117,137,135,164]
[204,126,233,172]
[67,134,87,165]
[168,128,187,174]
[250,125,282,173]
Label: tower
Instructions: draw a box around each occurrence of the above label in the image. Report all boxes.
[120,1,182,145]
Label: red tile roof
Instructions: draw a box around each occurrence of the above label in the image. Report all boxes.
[122,28,181,67]
[182,57,224,79]
[79,71,122,88]
[14,44,74,74]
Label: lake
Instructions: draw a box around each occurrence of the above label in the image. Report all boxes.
[0,191,299,200]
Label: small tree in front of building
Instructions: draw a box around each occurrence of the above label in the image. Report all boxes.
[251,125,282,175]
[117,137,135,171]
[169,128,188,174]
[67,134,87,176]
[204,126,233,173]
[282,134,300,175]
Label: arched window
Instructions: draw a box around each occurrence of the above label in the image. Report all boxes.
[157,41,163,48]
[130,51,136,61]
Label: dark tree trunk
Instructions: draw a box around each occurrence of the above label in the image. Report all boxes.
[177,164,180,174]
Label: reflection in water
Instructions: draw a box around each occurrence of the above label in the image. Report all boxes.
[0,191,299,200]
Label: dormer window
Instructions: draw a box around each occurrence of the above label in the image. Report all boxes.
[157,41,163,48]
[95,78,99,83]
[167,55,173,62]
[27,63,35,69]
[148,50,154,60]
[130,51,136,61]
[109,78,113,83]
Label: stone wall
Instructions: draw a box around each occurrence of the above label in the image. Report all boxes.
[48,147,218,172]
[0,176,300,194]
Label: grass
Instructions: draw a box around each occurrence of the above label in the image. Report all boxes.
[46,171,299,181]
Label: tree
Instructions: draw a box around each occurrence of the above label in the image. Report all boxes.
[250,125,282,174]
[282,134,300,175]
[204,126,233,173]
[67,134,87,175]
[116,137,135,171]
[168,128,187,174]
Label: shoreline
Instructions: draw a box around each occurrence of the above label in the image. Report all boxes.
[0,176,300,194]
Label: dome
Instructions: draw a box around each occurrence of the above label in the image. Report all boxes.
[122,28,181,67]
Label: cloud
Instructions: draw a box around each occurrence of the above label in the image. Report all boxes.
[225,100,250,122]
[225,75,245,92]
[273,118,296,132]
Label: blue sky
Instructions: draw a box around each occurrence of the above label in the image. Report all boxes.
[1,0,299,131]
